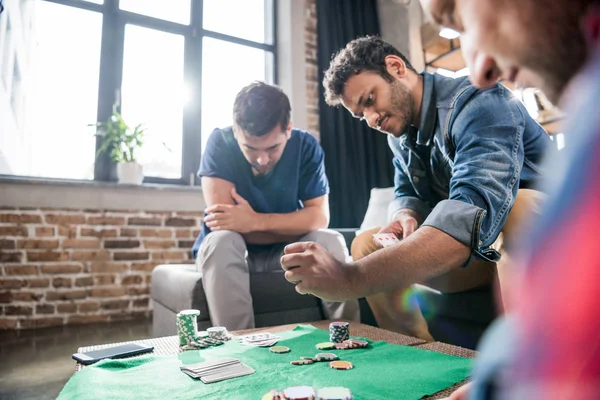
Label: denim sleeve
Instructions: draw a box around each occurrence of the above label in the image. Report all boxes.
[387,156,432,222]
[422,85,524,257]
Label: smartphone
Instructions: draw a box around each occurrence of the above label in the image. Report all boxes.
[72,342,154,365]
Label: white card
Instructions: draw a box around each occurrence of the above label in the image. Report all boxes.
[373,233,401,247]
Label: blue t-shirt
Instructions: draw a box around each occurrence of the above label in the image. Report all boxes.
[191,126,329,258]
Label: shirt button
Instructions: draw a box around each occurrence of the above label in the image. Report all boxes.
[413,176,420,184]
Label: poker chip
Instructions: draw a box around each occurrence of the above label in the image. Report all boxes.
[316,342,335,350]
[300,356,317,362]
[176,309,200,346]
[290,359,314,365]
[329,360,353,370]
[282,386,316,400]
[316,387,353,400]
[207,326,229,341]
[270,345,291,354]
[261,390,281,400]
[344,339,368,349]
[329,322,350,343]
[334,342,349,350]
[315,352,338,361]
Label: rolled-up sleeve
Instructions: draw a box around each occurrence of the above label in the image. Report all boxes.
[422,85,525,258]
[388,156,432,221]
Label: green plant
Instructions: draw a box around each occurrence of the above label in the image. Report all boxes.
[91,106,146,163]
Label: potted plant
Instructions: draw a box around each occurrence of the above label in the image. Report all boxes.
[92,106,146,185]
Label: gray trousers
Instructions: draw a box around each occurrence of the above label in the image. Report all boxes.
[196,229,361,330]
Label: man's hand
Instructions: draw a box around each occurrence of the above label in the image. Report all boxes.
[203,188,259,233]
[280,242,360,302]
[375,211,419,247]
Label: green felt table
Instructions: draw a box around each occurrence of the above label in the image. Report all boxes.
[67,321,475,399]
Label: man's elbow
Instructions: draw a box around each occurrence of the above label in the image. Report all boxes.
[312,209,330,230]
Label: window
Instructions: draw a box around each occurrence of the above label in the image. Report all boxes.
[0,0,277,184]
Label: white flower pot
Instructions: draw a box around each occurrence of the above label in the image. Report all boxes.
[116,162,144,185]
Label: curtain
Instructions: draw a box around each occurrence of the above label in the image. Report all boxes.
[317,0,395,228]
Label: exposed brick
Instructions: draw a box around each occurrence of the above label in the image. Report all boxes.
[0,279,25,290]
[178,240,196,249]
[68,315,110,325]
[0,318,18,329]
[143,240,176,249]
[78,301,100,312]
[57,225,78,238]
[27,278,50,288]
[104,240,140,249]
[45,214,86,225]
[139,228,172,238]
[75,276,94,287]
[90,287,126,297]
[87,216,126,225]
[19,317,64,329]
[70,251,111,261]
[101,299,129,310]
[13,291,43,301]
[128,217,161,226]
[94,275,116,285]
[176,211,204,217]
[0,226,28,236]
[165,217,196,227]
[192,229,201,237]
[57,303,77,313]
[80,228,118,238]
[62,238,100,249]
[145,211,171,216]
[151,251,188,261]
[113,251,149,261]
[132,298,149,308]
[120,228,138,237]
[0,214,42,224]
[0,239,16,249]
[127,286,150,296]
[27,251,68,262]
[45,290,88,301]
[1,252,23,263]
[6,305,33,316]
[175,230,191,238]
[130,262,158,272]
[0,291,14,303]
[36,304,55,314]
[121,275,143,285]
[4,264,39,275]
[17,239,59,249]
[41,264,83,274]
[35,227,55,237]
[90,262,127,274]
[146,275,152,284]
[52,277,72,288]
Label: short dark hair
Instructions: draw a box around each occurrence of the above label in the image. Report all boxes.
[323,36,416,106]
[233,81,291,137]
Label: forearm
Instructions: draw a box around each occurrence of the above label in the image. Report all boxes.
[255,206,328,235]
[351,226,470,297]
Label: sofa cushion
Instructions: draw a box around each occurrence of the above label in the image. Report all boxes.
[359,187,395,233]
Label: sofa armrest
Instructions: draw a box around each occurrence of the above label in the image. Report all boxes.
[332,228,359,252]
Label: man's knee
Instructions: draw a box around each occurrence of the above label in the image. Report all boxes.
[301,229,348,261]
[197,230,246,265]
[350,227,380,261]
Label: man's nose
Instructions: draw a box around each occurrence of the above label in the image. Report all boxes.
[256,155,269,166]
[363,109,380,129]
[468,52,501,89]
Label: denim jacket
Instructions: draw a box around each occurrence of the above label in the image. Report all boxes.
[387,72,553,263]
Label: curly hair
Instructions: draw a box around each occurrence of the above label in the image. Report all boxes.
[323,36,416,106]
[233,81,291,137]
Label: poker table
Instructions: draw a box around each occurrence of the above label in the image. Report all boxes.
[68,320,475,399]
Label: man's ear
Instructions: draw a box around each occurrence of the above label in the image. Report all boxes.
[285,121,292,138]
[384,55,409,79]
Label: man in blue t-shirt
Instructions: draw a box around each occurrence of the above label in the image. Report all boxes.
[192,81,360,330]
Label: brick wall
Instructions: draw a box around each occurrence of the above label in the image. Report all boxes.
[0,207,200,330]
[305,0,320,139]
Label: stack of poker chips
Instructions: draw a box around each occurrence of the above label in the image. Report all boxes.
[262,387,352,400]
[207,326,230,341]
[176,309,200,346]
[329,321,350,343]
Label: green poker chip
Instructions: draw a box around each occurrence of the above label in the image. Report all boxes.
[269,345,291,354]
[316,342,336,350]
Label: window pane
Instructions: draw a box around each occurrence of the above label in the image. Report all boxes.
[121,25,185,179]
[120,0,190,25]
[203,0,270,44]
[201,37,272,153]
[0,2,101,179]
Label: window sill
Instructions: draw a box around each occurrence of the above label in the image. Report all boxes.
[0,175,205,212]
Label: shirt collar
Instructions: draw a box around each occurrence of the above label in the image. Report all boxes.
[398,72,437,148]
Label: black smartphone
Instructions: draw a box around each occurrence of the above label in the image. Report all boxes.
[72,342,154,365]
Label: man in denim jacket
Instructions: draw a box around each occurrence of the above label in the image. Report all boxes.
[281,36,553,340]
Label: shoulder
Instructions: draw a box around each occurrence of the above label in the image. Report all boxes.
[205,126,236,153]
[291,129,322,153]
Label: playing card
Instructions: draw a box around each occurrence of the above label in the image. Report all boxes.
[373,233,401,247]
[180,357,255,383]
[239,332,281,347]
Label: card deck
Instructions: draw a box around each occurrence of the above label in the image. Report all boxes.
[373,233,401,247]
[180,357,255,383]
[239,332,281,347]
